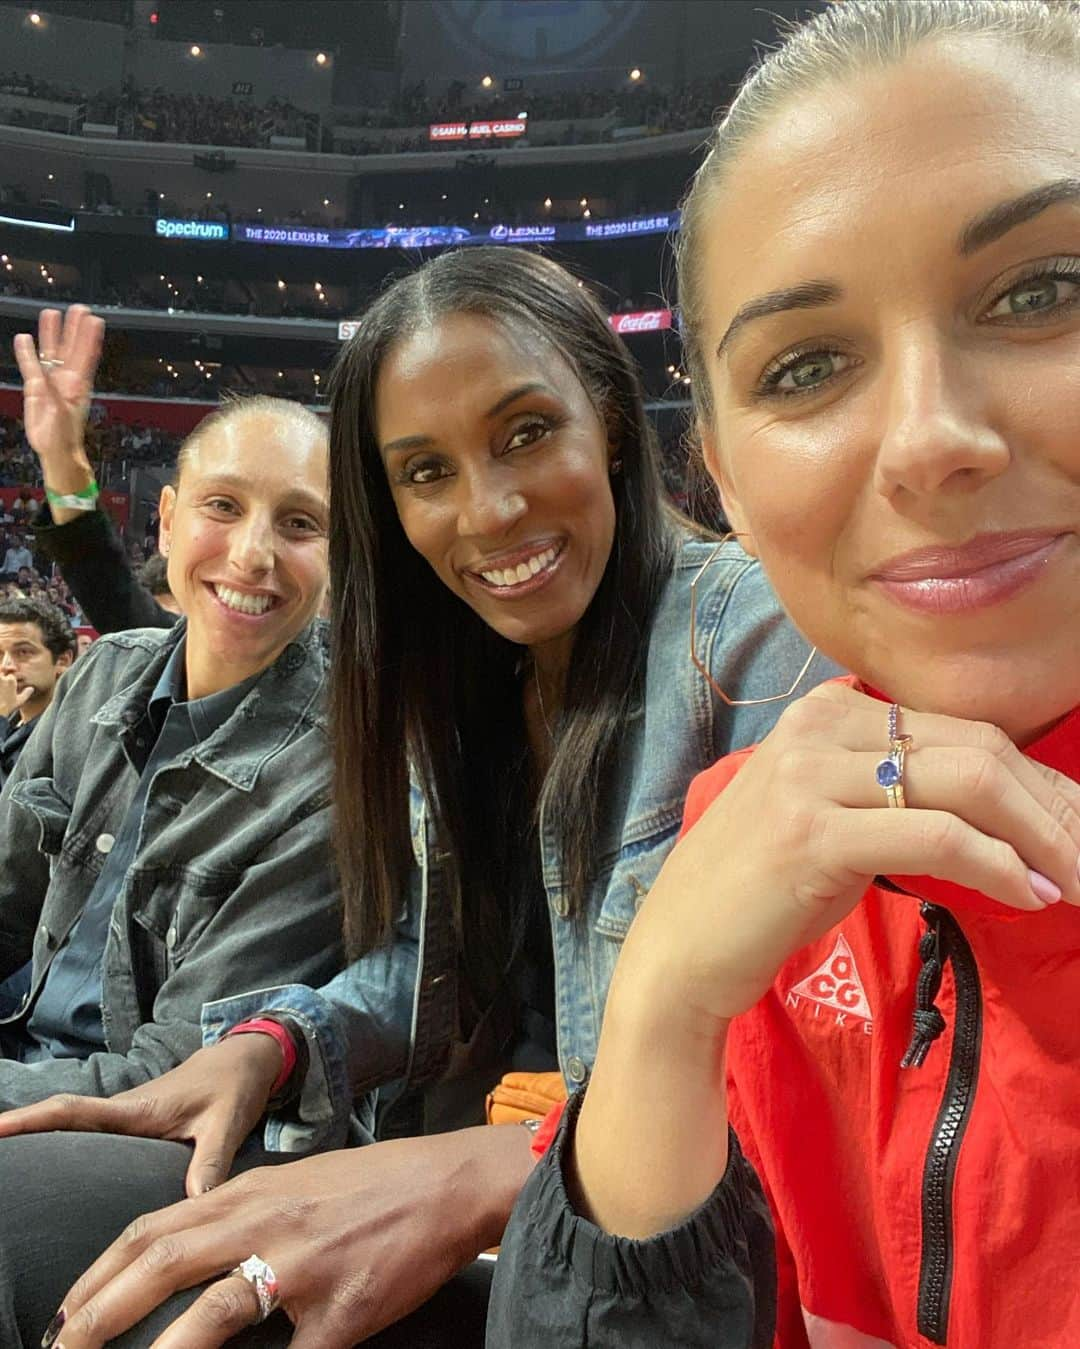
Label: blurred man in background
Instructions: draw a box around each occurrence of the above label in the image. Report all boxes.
[0,594,74,790]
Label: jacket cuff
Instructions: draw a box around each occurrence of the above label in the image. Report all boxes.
[32,505,114,564]
[526,1087,772,1298]
[200,984,353,1153]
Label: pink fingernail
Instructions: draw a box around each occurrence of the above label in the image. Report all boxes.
[1028,869,1062,905]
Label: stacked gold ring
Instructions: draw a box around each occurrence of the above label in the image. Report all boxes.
[875,704,913,808]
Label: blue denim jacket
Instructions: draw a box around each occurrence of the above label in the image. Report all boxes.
[0,620,345,1110]
[202,538,839,1150]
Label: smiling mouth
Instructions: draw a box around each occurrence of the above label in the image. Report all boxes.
[210,583,281,617]
[469,542,566,594]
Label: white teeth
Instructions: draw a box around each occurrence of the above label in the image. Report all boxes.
[215,584,274,615]
[479,545,559,589]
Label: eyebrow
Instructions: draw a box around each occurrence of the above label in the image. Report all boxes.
[196,474,326,514]
[380,382,555,456]
[714,178,1080,361]
[715,280,842,357]
[958,177,1080,255]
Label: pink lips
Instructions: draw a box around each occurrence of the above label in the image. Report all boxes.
[871,531,1066,615]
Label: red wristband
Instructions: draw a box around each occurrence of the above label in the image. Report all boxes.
[225,1018,297,1097]
[531,1101,566,1160]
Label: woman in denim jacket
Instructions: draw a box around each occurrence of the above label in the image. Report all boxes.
[0,248,833,1349]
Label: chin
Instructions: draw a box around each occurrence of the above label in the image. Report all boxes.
[863,651,1079,746]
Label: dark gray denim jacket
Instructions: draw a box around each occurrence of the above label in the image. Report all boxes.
[0,620,344,1110]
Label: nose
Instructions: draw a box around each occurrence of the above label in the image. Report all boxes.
[0,653,15,673]
[873,330,1010,502]
[228,508,276,576]
[456,462,528,541]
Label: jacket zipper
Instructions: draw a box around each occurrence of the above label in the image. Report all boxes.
[914,903,983,1344]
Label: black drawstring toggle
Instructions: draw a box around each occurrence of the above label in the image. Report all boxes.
[902,904,948,1069]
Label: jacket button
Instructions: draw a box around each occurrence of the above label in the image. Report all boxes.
[566,1055,588,1084]
[96,833,116,854]
[165,926,178,950]
[553,893,570,919]
[38,923,52,947]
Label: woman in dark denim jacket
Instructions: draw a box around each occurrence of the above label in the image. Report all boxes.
[0,249,831,1348]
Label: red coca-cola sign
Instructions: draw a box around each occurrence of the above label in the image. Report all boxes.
[607,309,673,334]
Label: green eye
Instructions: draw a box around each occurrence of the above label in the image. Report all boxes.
[762,349,853,397]
[988,275,1078,318]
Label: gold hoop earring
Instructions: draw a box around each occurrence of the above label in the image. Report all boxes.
[689,535,818,707]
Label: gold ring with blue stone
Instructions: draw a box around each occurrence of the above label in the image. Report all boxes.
[876,703,913,807]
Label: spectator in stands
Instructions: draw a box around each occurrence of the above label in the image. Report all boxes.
[0,247,823,1347]
[0,595,74,790]
[0,309,343,1132]
[0,595,76,1019]
[1,536,33,579]
[138,553,180,615]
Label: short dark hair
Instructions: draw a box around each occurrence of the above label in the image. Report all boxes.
[138,552,173,598]
[0,595,76,660]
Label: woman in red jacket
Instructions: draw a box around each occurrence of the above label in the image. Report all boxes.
[490,2,1080,1345]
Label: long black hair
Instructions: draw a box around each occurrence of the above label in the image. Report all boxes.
[328,246,676,989]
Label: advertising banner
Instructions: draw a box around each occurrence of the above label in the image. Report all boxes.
[607,308,673,334]
[154,218,229,241]
[340,307,674,343]
[428,118,527,140]
[234,210,677,251]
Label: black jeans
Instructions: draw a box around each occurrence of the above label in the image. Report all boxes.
[0,1132,492,1348]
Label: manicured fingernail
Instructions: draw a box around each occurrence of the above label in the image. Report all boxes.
[40,1309,65,1348]
[1028,869,1062,905]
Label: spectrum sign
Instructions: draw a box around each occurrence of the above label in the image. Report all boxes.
[154,218,229,241]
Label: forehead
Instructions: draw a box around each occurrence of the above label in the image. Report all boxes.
[376,312,586,425]
[182,413,328,498]
[702,38,1080,324]
[0,622,44,648]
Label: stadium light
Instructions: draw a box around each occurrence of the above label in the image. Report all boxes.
[481,75,494,89]
[190,44,202,57]
[315,52,328,66]
[28,13,42,26]
[543,197,551,209]
[629,67,643,81]
[583,208,591,219]
[277,279,285,289]
[579,197,588,207]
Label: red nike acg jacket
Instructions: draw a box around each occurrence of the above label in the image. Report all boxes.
[682,690,1080,1349]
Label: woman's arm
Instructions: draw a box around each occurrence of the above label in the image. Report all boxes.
[488,1086,775,1349]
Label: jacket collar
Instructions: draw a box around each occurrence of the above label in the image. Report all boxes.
[92,618,328,792]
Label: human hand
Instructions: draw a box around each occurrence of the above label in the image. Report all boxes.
[39,1124,533,1349]
[12,305,104,502]
[0,1034,282,1197]
[628,682,1080,1024]
[0,669,34,718]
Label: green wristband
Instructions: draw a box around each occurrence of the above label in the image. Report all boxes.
[45,478,99,510]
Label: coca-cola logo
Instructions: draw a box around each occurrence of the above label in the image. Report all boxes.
[608,309,672,334]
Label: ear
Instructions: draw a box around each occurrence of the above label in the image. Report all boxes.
[698,420,757,557]
[158,484,176,558]
[56,649,74,672]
